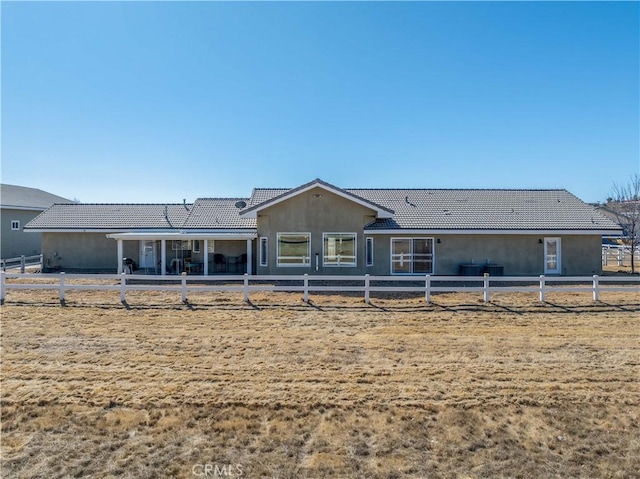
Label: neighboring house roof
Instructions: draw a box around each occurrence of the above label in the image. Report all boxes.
[25,203,193,231]
[242,178,395,218]
[0,184,72,211]
[595,204,636,238]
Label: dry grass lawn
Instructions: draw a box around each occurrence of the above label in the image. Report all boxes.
[1,287,639,478]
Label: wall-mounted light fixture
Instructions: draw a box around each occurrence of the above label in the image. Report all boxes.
[538,239,543,244]
[437,238,442,244]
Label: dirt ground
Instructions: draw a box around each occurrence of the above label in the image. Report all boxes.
[1,288,639,478]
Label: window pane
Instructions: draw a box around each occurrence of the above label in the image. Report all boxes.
[392,238,434,274]
[260,238,268,266]
[278,234,310,266]
[324,233,356,266]
[391,239,412,273]
[366,238,374,266]
[413,239,432,255]
[413,259,433,273]
[413,238,433,274]
[546,239,558,271]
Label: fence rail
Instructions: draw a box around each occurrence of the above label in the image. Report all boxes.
[602,245,639,266]
[1,272,638,305]
[0,254,43,273]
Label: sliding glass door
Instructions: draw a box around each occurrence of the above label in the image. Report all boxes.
[391,238,434,274]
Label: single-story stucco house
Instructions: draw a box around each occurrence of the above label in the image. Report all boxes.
[24,178,621,276]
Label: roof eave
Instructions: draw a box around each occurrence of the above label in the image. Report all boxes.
[365,228,624,235]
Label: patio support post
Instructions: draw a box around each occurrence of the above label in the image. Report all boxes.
[117,240,123,273]
[203,240,209,276]
[161,240,166,276]
[246,239,252,275]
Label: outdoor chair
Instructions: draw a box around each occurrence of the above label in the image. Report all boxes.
[213,253,226,273]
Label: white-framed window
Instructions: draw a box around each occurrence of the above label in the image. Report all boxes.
[11,220,20,231]
[277,233,311,266]
[172,240,191,251]
[366,237,374,267]
[193,240,201,253]
[323,233,357,267]
[391,238,434,274]
[259,237,268,266]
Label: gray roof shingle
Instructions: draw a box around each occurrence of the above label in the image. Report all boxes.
[352,189,619,231]
[1,184,72,209]
[182,198,256,229]
[24,182,621,233]
[246,186,619,232]
[25,203,193,230]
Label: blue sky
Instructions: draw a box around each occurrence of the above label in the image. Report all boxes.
[2,1,638,204]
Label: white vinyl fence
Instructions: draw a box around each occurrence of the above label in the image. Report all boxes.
[602,245,640,267]
[0,254,43,273]
[1,272,638,305]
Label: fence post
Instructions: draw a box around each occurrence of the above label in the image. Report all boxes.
[243,273,249,302]
[120,272,127,302]
[20,255,26,273]
[593,274,599,302]
[425,274,431,304]
[364,274,370,304]
[303,274,309,303]
[59,272,66,302]
[483,273,490,303]
[539,275,545,302]
[0,271,5,304]
[181,272,187,303]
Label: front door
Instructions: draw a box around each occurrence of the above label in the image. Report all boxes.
[139,240,157,271]
[544,237,561,275]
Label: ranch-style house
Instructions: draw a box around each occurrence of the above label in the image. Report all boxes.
[25,178,621,276]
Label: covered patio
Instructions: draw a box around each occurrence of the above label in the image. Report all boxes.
[107,232,257,275]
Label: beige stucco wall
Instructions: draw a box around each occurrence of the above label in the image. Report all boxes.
[256,187,377,275]
[559,235,603,276]
[367,233,603,276]
[40,222,603,276]
[42,233,137,272]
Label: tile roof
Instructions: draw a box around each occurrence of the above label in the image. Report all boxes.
[182,198,256,229]
[1,184,72,209]
[350,189,620,231]
[25,203,193,230]
[24,182,621,233]
[247,185,619,231]
[246,188,289,208]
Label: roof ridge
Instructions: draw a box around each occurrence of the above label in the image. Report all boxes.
[56,203,194,206]
[195,197,250,201]
[346,188,569,191]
